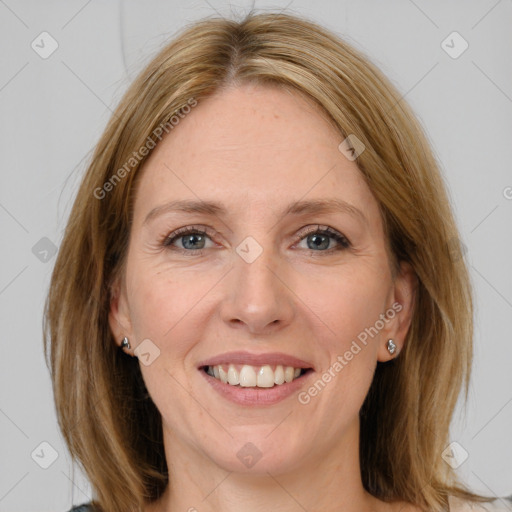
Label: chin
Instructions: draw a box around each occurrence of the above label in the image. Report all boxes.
[204,431,305,475]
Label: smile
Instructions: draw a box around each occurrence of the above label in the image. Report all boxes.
[203,363,310,388]
[199,364,314,406]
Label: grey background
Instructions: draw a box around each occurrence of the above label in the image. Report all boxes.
[1,1,511,510]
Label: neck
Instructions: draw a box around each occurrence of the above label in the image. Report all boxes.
[148,418,388,512]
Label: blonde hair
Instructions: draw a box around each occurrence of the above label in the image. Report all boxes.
[44,10,493,512]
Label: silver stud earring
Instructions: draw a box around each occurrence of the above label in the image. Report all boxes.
[121,337,131,350]
[387,339,397,355]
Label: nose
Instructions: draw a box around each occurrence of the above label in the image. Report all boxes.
[219,245,295,335]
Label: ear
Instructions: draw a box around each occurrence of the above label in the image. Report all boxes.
[108,274,134,349]
[377,261,417,362]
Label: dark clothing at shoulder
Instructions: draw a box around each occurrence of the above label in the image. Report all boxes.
[66,496,512,512]
[67,503,94,512]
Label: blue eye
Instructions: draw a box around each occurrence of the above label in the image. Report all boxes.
[162,226,214,253]
[296,226,351,252]
[161,224,351,256]
[174,232,207,250]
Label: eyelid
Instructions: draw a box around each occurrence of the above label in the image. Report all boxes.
[292,224,351,249]
[161,224,217,247]
[161,223,351,254]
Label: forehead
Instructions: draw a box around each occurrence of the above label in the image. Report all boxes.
[133,83,379,224]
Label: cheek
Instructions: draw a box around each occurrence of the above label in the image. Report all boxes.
[126,267,209,357]
[303,268,388,345]
[129,271,204,417]
[306,271,387,404]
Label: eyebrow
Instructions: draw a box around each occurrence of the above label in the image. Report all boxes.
[143,198,368,226]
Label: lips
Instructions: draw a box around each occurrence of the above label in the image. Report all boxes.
[197,351,315,370]
[199,365,314,406]
[197,351,315,406]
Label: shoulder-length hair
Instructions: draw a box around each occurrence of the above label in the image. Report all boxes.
[44,10,491,512]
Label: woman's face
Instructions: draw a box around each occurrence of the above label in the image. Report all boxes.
[109,83,415,475]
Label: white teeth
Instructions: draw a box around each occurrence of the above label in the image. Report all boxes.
[239,365,257,387]
[227,364,239,385]
[218,365,228,383]
[274,365,285,385]
[205,363,306,388]
[257,365,274,388]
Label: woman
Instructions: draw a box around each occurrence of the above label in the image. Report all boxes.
[44,10,511,512]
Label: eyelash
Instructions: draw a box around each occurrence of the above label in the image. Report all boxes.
[160,224,351,257]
